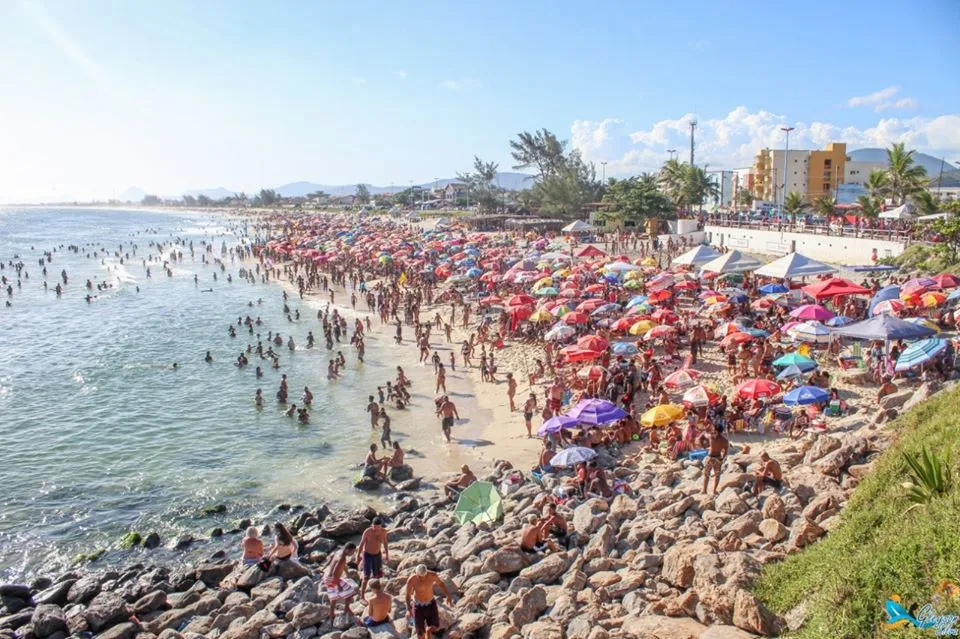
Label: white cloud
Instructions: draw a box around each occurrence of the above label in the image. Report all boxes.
[393,70,408,79]
[847,86,917,112]
[571,106,960,177]
[441,80,460,90]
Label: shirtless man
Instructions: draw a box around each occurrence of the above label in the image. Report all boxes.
[506,373,518,412]
[519,514,551,554]
[324,542,357,624]
[548,379,564,415]
[435,395,460,443]
[443,464,476,499]
[357,518,390,599]
[405,565,451,639]
[367,396,380,430]
[363,580,393,627]
[702,424,729,495]
[522,393,538,438]
[752,451,783,496]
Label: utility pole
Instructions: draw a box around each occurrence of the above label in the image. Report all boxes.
[601,161,607,183]
[667,149,677,162]
[780,126,795,213]
[689,120,697,166]
[937,157,946,198]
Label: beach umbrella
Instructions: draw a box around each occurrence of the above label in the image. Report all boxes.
[714,322,743,338]
[535,287,559,296]
[545,325,576,341]
[576,299,605,312]
[563,312,590,325]
[825,315,854,327]
[904,317,940,332]
[901,277,938,295]
[895,338,948,372]
[611,317,637,332]
[720,331,754,347]
[629,320,657,335]
[788,321,833,344]
[701,295,728,305]
[682,384,720,407]
[776,364,807,381]
[611,342,639,356]
[509,306,533,321]
[872,299,905,316]
[650,308,678,324]
[948,288,960,303]
[640,404,685,426]
[567,398,627,425]
[789,304,835,321]
[577,335,609,351]
[606,261,641,273]
[663,369,701,391]
[920,292,947,308]
[645,325,677,341]
[626,295,649,308]
[537,415,580,436]
[577,365,608,380]
[528,310,554,323]
[759,283,790,295]
[478,296,503,306]
[675,280,698,290]
[454,481,503,525]
[772,352,817,371]
[641,256,658,266]
[932,273,960,289]
[623,280,643,290]
[648,289,673,303]
[736,379,781,399]
[783,385,829,406]
[507,294,535,306]
[550,446,598,467]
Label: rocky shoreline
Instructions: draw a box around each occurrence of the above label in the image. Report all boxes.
[1,380,949,639]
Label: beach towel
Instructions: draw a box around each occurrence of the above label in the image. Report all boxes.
[325,577,357,602]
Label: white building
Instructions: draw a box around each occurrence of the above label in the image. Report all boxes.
[844,161,886,187]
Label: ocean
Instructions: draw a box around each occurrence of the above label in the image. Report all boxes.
[0,207,481,580]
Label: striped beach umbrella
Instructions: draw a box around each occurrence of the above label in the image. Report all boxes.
[895,338,948,371]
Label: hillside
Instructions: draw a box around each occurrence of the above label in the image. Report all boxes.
[849,148,957,176]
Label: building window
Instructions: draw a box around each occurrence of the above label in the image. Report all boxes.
[824,159,832,167]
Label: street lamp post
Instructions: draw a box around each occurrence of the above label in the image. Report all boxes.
[667,149,677,162]
[780,127,795,215]
[601,161,607,183]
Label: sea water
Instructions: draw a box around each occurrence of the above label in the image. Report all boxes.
[0,207,485,579]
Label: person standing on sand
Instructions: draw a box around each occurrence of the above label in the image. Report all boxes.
[506,373,518,411]
[367,396,380,430]
[523,393,538,438]
[435,362,446,394]
[548,379,564,415]
[357,517,390,599]
[435,395,460,443]
[405,564,451,639]
[702,424,729,495]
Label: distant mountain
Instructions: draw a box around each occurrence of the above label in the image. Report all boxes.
[928,169,960,188]
[274,172,535,198]
[848,148,958,176]
[183,187,237,200]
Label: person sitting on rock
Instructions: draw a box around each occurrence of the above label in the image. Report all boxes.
[752,452,783,496]
[240,526,264,567]
[539,503,571,549]
[520,514,552,554]
[443,465,477,500]
[362,579,393,627]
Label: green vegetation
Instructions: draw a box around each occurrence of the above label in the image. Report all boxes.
[457,156,501,213]
[754,385,960,638]
[658,159,718,213]
[902,446,953,511]
[783,191,809,222]
[600,174,671,225]
[73,548,107,564]
[119,531,143,549]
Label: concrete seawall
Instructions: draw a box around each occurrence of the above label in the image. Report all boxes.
[702,225,906,264]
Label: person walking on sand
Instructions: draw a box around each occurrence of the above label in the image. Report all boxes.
[522,393,538,438]
[357,517,390,599]
[702,424,729,495]
[435,395,460,443]
[435,362,447,394]
[405,564,451,639]
[506,372,518,411]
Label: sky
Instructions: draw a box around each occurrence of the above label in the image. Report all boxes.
[0,0,958,202]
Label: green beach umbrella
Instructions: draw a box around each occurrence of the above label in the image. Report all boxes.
[454,481,503,525]
[772,352,817,371]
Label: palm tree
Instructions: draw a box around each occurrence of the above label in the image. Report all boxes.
[737,188,754,208]
[685,166,719,212]
[658,159,688,211]
[814,195,836,218]
[857,195,881,219]
[865,169,890,202]
[885,142,928,205]
[783,191,810,223]
[909,190,940,217]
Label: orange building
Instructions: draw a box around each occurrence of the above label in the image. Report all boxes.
[806,143,846,202]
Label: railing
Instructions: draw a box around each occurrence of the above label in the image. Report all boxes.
[702,218,912,243]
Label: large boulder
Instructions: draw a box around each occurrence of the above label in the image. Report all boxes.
[33,580,75,607]
[789,518,825,549]
[584,524,616,561]
[732,589,782,636]
[662,540,716,588]
[451,533,496,563]
[270,577,319,615]
[321,515,370,538]
[699,626,758,639]
[902,382,936,413]
[285,602,328,629]
[620,614,707,639]
[31,604,68,638]
[220,609,279,639]
[760,494,786,523]
[508,586,548,628]
[758,519,789,543]
[518,553,571,585]
[67,575,101,605]
[196,563,235,588]
[572,498,608,535]
[804,435,841,464]
[96,621,140,639]
[387,465,414,482]
[482,548,529,575]
[714,489,749,515]
[133,590,168,614]
[86,592,133,633]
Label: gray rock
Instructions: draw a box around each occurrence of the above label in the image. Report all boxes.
[0,587,30,600]
[66,576,101,605]
[196,563,235,588]
[133,590,167,614]
[85,592,132,632]
[0,610,34,631]
[143,533,162,549]
[30,605,67,638]
[32,581,74,608]
[95,621,140,639]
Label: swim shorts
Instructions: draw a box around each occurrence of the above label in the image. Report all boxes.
[363,552,383,578]
[442,416,454,430]
[413,600,440,635]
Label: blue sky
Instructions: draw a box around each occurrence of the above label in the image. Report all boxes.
[0,0,958,201]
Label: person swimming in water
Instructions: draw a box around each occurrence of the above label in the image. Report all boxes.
[302,386,313,406]
[255,389,264,407]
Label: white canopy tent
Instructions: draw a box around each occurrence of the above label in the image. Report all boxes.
[754,252,837,279]
[699,250,763,274]
[879,203,917,220]
[562,220,594,233]
[671,244,723,267]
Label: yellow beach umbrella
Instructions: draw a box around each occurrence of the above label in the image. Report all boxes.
[641,256,658,266]
[529,310,554,323]
[624,270,643,281]
[640,404,685,427]
[628,320,657,335]
[532,277,553,290]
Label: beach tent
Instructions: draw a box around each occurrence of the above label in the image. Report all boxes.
[699,250,763,274]
[454,482,503,525]
[831,314,938,341]
[754,252,837,279]
[562,220,594,233]
[801,277,872,301]
[576,245,607,258]
[671,244,722,267]
[879,203,917,220]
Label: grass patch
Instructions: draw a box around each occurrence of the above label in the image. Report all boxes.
[754,384,960,638]
[880,244,960,274]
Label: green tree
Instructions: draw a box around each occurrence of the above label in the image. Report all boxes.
[783,191,809,223]
[600,174,670,224]
[737,187,754,207]
[909,190,939,217]
[197,195,211,207]
[865,169,890,202]
[684,166,718,212]
[457,156,501,213]
[254,189,279,206]
[657,161,715,213]
[813,195,836,218]
[931,201,960,263]
[658,159,688,210]
[885,142,928,205]
[355,184,371,202]
[509,129,567,180]
[182,194,197,206]
[857,195,881,219]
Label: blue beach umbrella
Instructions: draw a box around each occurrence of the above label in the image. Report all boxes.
[550,446,598,467]
[826,315,854,327]
[777,365,807,381]
[868,284,901,315]
[783,385,829,406]
[465,268,483,278]
[626,295,649,308]
[895,338,948,372]
[611,342,639,356]
[759,283,790,295]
